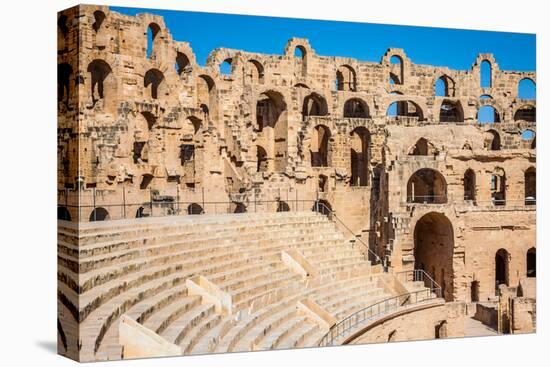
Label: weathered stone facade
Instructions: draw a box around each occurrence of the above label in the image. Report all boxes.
[57,4,536,362]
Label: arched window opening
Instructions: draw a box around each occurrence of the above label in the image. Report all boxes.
[490,168,506,206]
[527,248,536,277]
[435,321,447,339]
[256,145,268,173]
[480,60,492,88]
[518,78,536,100]
[486,130,501,151]
[57,207,71,221]
[312,200,331,216]
[435,78,447,97]
[318,174,328,192]
[255,91,287,173]
[146,23,161,59]
[89,207,109,222]
[414,212,455,301]
[294,46,306,59]
[310,125,331,167]
[336,65,356,91]
[477,105,500,124]
[92,10,106,32]
[136,206,148,218]
[440,100,464,123]
[188,203,204,215]
[463,169,476,202]
[175,52,190,75]
[58,63,72,105]
[58,15,69,52]
[409,138,431,156]
[386,100,423,120]
[407,169,447,204]
[302,93,328,121]
[350,127,370,186]
[132,113,152,164]
[144,69,165,99]
[247,60,264,84]
[277,201,290,212]
[234,203,247,213]
[343,98,369,118]
[87,59,112,104]
[389,55,403,85]
[294,46,307,76]
[495,249,509,290]
[220,58,232,76]
[197,75,215,109]
[524,167,536,205]
[514,106,536,122]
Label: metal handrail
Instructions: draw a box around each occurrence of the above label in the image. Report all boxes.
[314,201,384,268]
[318,269,442,347]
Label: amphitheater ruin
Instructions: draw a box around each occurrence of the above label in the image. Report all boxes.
[57,5,536,362]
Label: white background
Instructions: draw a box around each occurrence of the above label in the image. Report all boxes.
[0,0,547,365]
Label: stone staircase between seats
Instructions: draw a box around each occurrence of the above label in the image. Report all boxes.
[58,211,396,361]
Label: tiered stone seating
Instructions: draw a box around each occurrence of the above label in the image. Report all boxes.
[57,211,398,361]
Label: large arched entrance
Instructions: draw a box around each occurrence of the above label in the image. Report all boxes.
[413,212,454,301]
[407,168,447,204]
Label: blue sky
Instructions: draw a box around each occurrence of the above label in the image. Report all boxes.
[112,6,535,72]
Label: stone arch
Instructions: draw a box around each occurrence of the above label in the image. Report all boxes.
[336,65,357,91]
[196,74,216,113]
[92,10,108,48]
[87,59,112,105]
[477,105,500,124]
[514,105,536,122]
[518,78,536,100]
[256,90,288,173]
[480,60,492,88]
[495,249,510,288]
[219,58,233,76]
[310,124,331,167]
[318,174,329,192]
[132,112,154,164]
[144,69,166,99]
[490,167,506,206]
[234,203,247,213]
[408,138,435,156]
[146,22,161,59]
[302,92,329,121]
[58,63,73,105]
[463,169,476,202]
[439,99,464,123]
[435,75,456,97]
[386,100,424,120]
[175,52,191,75]
[57,206,72,221]
[407,168,447,204]
[414,212,455,301]
[486,129,501,151]
[389,55,404,85]
[277,201,290,212]
[343,98,370,118]
[350,127,370,186]
[58,14,69,52]
[89,207,109,222]
[188,203,204,215]
[256,145,268,173]
[526,248,536,277]
[246,59,265,84]
[524,166,536,205]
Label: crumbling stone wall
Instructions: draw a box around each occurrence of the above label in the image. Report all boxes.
[58,5,536,304]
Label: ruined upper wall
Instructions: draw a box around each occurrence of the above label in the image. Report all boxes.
[59,5,535,106]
